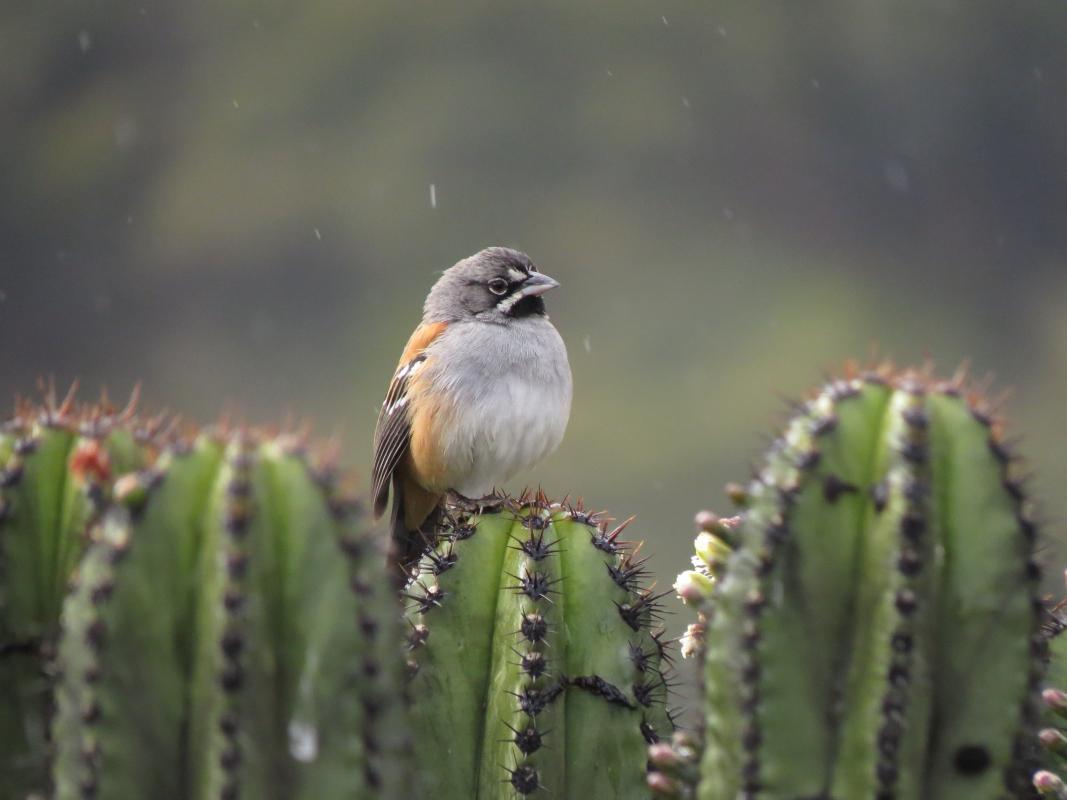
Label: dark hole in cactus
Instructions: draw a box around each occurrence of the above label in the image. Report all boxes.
[952,744,991,775]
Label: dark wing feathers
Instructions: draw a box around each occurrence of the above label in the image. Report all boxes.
[371,354,426,517]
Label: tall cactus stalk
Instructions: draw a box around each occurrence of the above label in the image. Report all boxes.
[51,429,410,799]
[0,391,153,799]
[404,492,674,799]
[660,369,1045,800]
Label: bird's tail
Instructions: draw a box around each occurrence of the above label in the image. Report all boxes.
[387,476,438,581]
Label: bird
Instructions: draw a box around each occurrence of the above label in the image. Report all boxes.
[371,247,572,571]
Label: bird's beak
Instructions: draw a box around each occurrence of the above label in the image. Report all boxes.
[516,272,560,299]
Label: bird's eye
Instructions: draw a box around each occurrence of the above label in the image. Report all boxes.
[488,278,509,295]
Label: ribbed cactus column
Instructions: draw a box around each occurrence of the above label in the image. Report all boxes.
[0,396,151,800]
[405,493,674,799]
[666,371,1044,800]
[50,430,410,799]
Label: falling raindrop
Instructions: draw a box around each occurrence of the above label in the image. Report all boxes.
[429,183,437,209]
[78,31,92,53]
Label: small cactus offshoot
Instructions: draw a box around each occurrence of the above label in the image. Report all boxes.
[657,367,1045,800]
[405,491,675,799]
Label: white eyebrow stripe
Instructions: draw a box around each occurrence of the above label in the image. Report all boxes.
[506,268,526,283]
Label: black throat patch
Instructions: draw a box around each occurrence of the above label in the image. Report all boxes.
[506,294,546,318]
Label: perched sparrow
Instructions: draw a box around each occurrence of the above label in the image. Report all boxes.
[372,247,572,568]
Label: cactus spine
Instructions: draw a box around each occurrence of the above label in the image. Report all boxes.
[405,493,674,799]
[664,370,1044,800]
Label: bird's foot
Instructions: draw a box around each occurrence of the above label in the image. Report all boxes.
[446,490,508,516]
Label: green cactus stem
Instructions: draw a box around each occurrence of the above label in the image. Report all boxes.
[0,391,154,799]
[405,491,674,799]
[678,369,1044,800]
[49,428,409,799]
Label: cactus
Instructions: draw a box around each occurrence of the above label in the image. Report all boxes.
[404,491,674,799]
[0,390,154,798]
[50,429,410,799]
[659,368,1044,800]
[0,394,410,799]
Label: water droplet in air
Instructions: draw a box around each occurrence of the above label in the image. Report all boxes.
[78,31,92,53]
[429,183,437,209]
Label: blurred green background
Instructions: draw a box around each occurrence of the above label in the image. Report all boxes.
[2,1,1066,671]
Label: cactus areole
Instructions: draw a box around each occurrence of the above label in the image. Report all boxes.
[687,371,1045,800]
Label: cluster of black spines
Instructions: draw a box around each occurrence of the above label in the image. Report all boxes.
[958,384,1047,795]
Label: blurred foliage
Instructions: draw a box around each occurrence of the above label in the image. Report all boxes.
[2,0,1066,675]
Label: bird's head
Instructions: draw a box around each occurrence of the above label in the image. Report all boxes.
[424,247,560,324]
